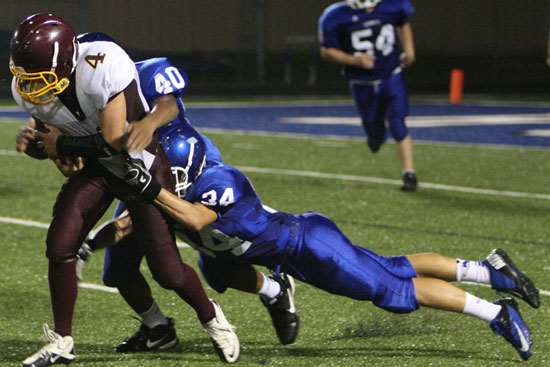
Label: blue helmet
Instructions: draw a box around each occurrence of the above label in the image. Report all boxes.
[161,128,206,198]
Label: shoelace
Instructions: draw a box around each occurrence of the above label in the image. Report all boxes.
[43,325,60,343]
[28,325,63,360]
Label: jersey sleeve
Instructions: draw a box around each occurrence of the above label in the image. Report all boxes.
[318,8,340,49]
[136,58,189,106]
[395,0,414,26]
[79,42,136,110]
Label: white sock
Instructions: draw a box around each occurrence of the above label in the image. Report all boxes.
[140,301,169,329]
[456,259,491,285]
[462,292,501,323]
[402,169,415,175]
[257,273,281,300]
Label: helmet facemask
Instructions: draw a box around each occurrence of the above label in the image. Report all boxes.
[172,154,206,198]
[10,59,70,104]
[163,131,207,198]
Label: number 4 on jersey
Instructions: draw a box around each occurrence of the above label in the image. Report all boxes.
[85,53,106,69]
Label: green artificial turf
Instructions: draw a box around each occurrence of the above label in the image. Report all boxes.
[1,116,549,367]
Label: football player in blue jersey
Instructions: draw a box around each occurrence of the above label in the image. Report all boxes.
[116,130,539,361]
[76,56,300,350]
[319,0,418,191]
[77,56,297,359]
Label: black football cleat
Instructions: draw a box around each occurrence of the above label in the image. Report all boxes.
[367,139,380,153]
[116,318,178,352]
[484,248,540,309]
[490,298,532,361]
[401,172,418,191]
[260,273,300,345]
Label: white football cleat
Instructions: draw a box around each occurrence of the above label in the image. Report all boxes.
[22,324,75,367]
[202,300,240,363]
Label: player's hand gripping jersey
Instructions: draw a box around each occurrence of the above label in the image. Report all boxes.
[11,33,153,177]
[319,0,414,81]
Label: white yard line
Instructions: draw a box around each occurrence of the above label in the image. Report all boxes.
[78,282,119,293]
[0,149,19,156]
[237,166,550,200]
[197,127,550,151]
[0,216,49,228]
[278,113,550,127]
[4,148,548,199]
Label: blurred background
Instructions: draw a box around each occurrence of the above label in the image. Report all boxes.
[1,0,549,98]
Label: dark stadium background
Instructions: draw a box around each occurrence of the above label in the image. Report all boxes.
[1,0,549,97]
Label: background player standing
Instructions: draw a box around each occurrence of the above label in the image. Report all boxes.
[319,0,418,191]
[122,131,538,361]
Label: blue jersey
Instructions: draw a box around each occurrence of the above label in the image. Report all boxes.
[177,162,419,313]
[105,160,419,314]
[319,0,413,81]
[176,161,298,264]
[135,57,222,164]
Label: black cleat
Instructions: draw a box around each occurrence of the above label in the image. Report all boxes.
[367,139,380,153]
[260,273,300,345]
[490,298,532,361]
[485,248,540,309]
[401,172,417,191]
[115,318,178,352]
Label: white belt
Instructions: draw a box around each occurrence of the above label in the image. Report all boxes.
[350,66,402,86]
